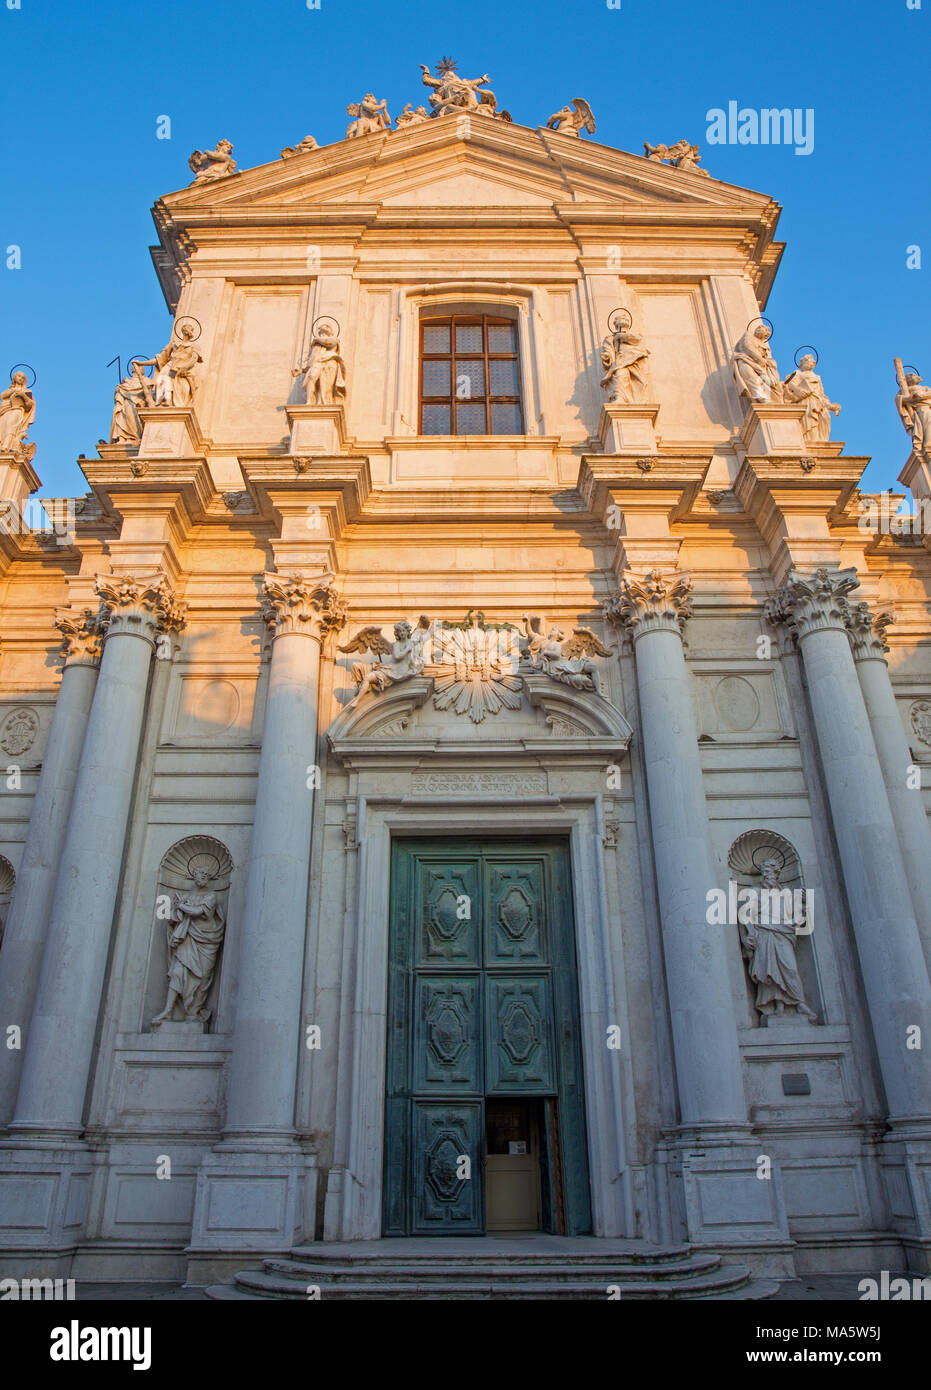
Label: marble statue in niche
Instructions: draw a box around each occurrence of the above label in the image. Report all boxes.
[293,319,346,406]
[0,371,36,459]
[339,616,433,700]
[783,353,841,443]
[188,139,237,182]
[522,616,612,696]
[150,838,232,1029]
[731,322,784,405]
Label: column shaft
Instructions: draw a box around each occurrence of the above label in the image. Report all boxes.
[224,628,321,1138]
[11,576,181,1136]
[774,570,931,1120]
[610,575,747,1129]
[0,642,99,1127]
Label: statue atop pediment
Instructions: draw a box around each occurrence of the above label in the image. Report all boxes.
[644,139,710,175]
[732,320,784,406]
[419,57,509,120]
[188,139,237,183]
[281,134,319,158]
[395,103,431,128]
[346,94,391,138]
[546,98,596,138]
[522,616,613,697]
[783,349,840,443]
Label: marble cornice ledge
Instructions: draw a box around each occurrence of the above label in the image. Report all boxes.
[577,456,710,524]
[80,456,217,530]
[239,457,372,533]
[733,455,871,584]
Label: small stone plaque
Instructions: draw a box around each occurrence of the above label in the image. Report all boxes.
[781,1072,811,1096]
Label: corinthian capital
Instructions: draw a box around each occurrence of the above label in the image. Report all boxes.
[260,572,346,640]
[765,567,859,641]
[845,600,893,662]
[604,569,693,640]
[56,606,108,666]
[95,571,186,641]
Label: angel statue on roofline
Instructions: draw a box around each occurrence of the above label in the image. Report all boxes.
[546,98,596,138]
[339,615,433,700]
[521,616,613,697]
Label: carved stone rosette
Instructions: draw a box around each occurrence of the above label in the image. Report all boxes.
[95,572,186,643]
[260,572,347,641]
[765,567,859,641]
[55,606,108,667]
[604,569,693,641]
[844,601,893,662]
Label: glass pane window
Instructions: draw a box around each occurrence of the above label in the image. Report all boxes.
[422,360,451,398]
[455,323,483,354]
[487,322,516,354]
[491,402,522,434]
[457,402,487,434]
[455,360,485,400]
[488,358,519,398]
[419,314,523,435]
[422,404,451,435]
[422,324,450,353]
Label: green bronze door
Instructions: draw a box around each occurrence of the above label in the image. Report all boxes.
[383,838,592,1235]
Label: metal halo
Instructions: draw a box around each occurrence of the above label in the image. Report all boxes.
[903,364,921,378]
[750,844,787,873]
[312,315,341,337]
[746,316,774,337]
[126,353,152,375]
[607,307,632,333]
[793,344,819,368]
[174,315,202,342]
[8,363,37,388]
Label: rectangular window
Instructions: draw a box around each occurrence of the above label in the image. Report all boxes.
[419,314,523,435]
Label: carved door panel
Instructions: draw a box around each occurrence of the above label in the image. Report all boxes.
[411,1102,484,1233]
[385,839,591,1236]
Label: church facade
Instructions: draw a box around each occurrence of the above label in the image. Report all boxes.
[1,63,930,1287]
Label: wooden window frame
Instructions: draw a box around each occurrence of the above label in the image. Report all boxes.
[419,312,523,436]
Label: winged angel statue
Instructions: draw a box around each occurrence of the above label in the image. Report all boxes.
[339,616,433,701]
[545,98,596,138]
[522,616,613,696]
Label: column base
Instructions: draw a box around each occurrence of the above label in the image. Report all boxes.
[597,402,660,455]
[188,1141,318,1257]
[0,1139,93,1263]
[880,1120,931,1252]
[667,1130,794,1275]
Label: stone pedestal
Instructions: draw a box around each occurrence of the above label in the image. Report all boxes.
[738,402,808,456]
[138,407,204,458]
[0,452,40,514]
[188,573,345,1257]
[597,402,659,455]
[0,612,102,1129]
[286,404,346,458]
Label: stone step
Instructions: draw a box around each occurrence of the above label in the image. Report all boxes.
[214,1261,770,1301]
[284,1242,694,1268]
[259,1252,723,1283]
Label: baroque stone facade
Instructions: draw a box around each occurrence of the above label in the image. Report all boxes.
[0,74,930,1290]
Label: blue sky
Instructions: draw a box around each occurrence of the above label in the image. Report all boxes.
[1,0,928,498]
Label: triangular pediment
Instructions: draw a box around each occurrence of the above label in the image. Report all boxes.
[157,116,779,221]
